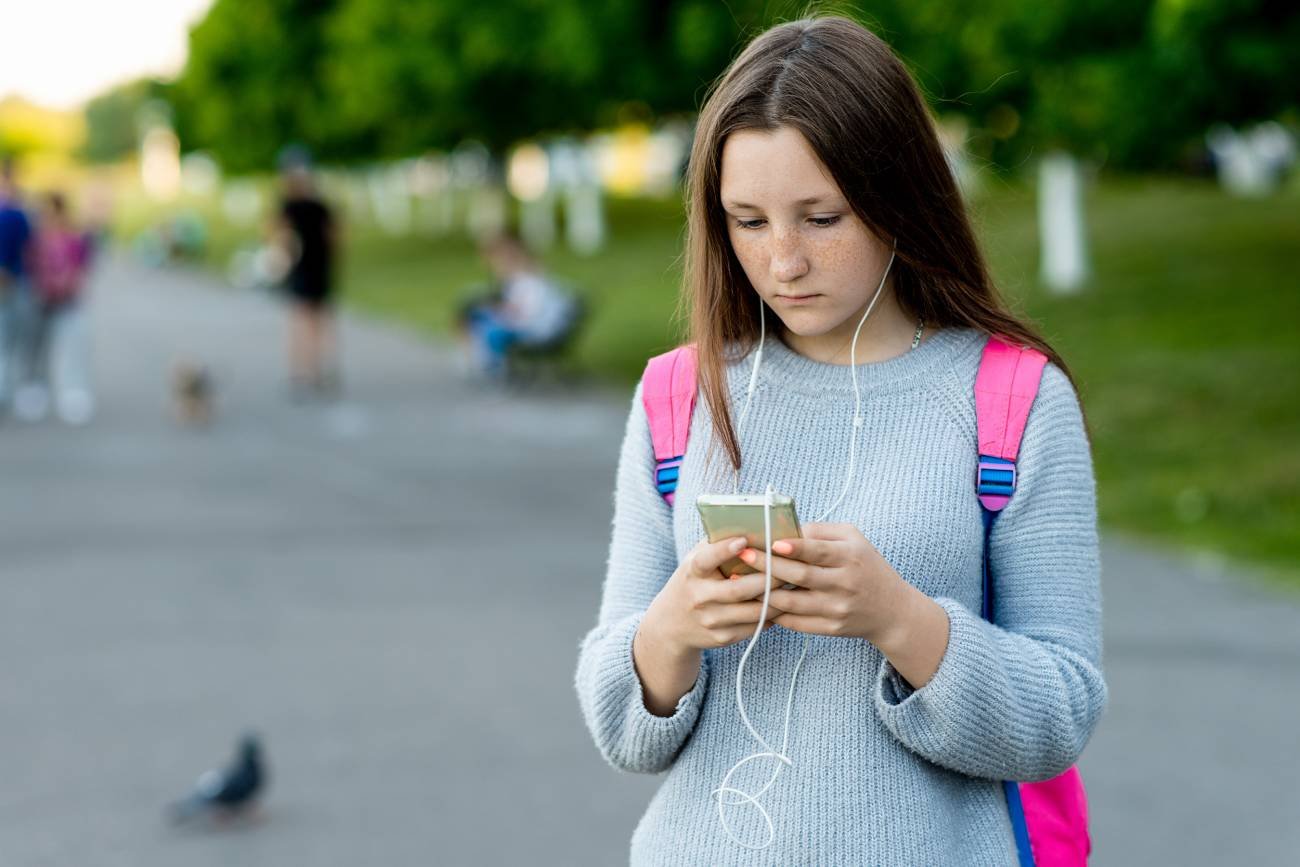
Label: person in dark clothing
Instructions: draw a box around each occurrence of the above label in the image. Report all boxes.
[0,158,34,411]
[273,150,340,398]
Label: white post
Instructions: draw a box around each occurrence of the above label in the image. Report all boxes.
[467,184,508,240]
[1038,151,1088,295]
[563,142,605,256]
[520,192,557,251]
[367,164,412,236]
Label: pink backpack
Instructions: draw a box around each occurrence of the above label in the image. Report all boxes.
[641,336,1091,866]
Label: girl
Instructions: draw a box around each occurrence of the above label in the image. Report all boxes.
[575,16,1106,865]
[23,192,95,424]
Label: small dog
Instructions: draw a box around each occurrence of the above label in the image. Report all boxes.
[173,362,214,427]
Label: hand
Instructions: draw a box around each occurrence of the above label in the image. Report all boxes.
[641,535,786,655]
[736,522,911,644]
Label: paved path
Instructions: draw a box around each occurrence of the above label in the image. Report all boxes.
[0,257,1295,865]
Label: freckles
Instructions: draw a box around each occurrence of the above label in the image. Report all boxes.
[729,235,766,266]
[811,236,858,269]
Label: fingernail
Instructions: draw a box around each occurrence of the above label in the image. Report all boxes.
[773,541,793,555]
[739,549,756,564]
[729,538,746,553]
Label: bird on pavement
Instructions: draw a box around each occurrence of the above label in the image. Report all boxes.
[167,732,267,825]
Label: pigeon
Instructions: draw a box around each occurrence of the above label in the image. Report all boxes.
[167,733,266,824]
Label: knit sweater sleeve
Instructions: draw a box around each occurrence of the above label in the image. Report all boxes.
[574,381,710,774]
[874,363,1108,782]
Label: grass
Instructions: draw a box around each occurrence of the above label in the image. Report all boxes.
[977,180,1299,589]
[113,176,1300,588]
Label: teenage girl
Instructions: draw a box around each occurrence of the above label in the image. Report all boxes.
[575,16,1107,865]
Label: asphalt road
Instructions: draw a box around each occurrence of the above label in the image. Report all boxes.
[1,257,1294,865]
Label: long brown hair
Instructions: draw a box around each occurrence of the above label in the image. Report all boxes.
[682,16,1082,470]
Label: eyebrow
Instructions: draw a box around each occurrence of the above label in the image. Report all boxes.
[722,196,841,210]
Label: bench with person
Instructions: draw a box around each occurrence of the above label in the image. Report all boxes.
[455,230,586,384]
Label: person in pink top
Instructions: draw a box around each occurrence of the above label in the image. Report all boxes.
[18,192,96,424]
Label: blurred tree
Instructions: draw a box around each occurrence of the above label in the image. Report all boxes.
[172,0,792,166]
[320,0,786,156]
[871,0,1298,170]
[0,96,83,158]
[167,0,1297,173]
[80,78,171,164]
[172,0,338,172]
[1147,0,1300,163]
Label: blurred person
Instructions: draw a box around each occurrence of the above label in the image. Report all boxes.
[575,17,1105,865]
[455,230,577,380]
[272,147,340,400]
[21,192,96,424]
[0,158,33,414]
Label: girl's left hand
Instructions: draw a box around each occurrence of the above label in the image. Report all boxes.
[737,522,909,644]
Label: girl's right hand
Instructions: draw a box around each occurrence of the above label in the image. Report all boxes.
[641,536,785,653]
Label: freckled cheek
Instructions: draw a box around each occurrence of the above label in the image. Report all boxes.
[806,236,865,275]
[728,235,769,277]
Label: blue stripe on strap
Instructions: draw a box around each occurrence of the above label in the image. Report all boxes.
[983,507,1036,866]
[1004,780,1036,867]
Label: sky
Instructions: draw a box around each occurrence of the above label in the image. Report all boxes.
[0,0,215,109]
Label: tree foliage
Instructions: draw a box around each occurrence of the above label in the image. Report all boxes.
[164,0,1298,172]
[80,78,173,164]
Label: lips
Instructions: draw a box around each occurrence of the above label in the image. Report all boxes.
[775,293,820,304]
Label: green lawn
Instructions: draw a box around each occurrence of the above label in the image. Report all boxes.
[973,180,1298,588]
[120,178,1300,587]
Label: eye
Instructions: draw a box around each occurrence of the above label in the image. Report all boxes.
[733,218,766,230]
[808,215,841,228]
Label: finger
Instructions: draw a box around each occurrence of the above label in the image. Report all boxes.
[688,536,748,577]
[701,600,786,627]
[737,547,825,589]
[771,613,840,636]
[766,588,827,616]
[768,536,839,567]
[709,571,786,604]
[720,620,781,646]
[801,522,853,541]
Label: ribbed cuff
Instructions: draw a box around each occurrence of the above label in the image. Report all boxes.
[874,597,978,744]
[590,613,710,772]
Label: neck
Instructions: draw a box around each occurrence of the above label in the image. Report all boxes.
[780,282,921,365]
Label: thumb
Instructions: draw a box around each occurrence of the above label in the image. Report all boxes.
[689,536,747,577]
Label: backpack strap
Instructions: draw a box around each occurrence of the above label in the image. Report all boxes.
[975,335,1050,867]
[641,345,699,506]
[976,335,1049,623]
[975,336,1049,513]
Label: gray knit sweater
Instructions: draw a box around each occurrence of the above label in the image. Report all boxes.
[575,327,1107,865]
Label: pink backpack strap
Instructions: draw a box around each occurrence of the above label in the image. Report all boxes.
[975,336,1048,512]
[641,345,699,506]
[976,336,1091,867]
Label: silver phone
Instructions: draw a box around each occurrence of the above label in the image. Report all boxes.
[696,493,802,578]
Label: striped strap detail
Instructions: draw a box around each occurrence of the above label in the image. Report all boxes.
[975,337,1047,512]
[655,456,685,504]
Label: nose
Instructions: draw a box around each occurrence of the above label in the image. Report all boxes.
[769,228,809,283]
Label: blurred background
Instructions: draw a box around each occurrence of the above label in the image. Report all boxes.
[0,1,1296,865]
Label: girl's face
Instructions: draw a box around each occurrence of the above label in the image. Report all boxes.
[720,126,894,357]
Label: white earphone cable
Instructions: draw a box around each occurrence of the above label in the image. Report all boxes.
[714,243,898,849]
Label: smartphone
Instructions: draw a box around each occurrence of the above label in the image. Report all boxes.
[696,493,802,578]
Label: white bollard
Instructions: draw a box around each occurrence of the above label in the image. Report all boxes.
[1038,151,1089,295]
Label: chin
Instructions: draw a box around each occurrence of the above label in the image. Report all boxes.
[772,310,838,338]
